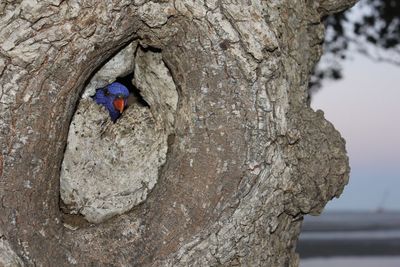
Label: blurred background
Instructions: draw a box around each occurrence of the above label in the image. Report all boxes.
[298,0,400,266]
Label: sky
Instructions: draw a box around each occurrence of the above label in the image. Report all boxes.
[311,55,400,211]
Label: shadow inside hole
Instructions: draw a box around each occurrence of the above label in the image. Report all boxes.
[115,73,150,108]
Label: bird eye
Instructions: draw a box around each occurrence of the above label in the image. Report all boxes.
[103,88,110,96]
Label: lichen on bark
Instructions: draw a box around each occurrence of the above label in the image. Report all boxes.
[0,0,357,266]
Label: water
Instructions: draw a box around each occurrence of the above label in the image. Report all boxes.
[297,211,400,258]
[301,229,400,240]
[300,256,400,267]
[301,211,400,232]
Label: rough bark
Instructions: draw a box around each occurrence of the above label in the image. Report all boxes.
[0,0,356,266]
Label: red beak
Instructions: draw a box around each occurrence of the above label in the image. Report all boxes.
[113,98,125,113]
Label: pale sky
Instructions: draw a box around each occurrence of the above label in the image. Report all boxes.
[311,55,400,211]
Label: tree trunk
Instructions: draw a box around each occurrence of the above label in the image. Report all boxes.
[0,0,356,266]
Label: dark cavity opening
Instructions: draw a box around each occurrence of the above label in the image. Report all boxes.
[115,73,150,108]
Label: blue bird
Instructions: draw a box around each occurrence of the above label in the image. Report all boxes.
[93,82,130,122]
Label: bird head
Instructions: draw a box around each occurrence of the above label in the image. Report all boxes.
[93,82,130,122]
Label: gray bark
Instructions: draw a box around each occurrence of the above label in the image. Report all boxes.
[0,0,356,266]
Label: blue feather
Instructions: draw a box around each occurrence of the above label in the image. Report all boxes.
[93,82,129,122]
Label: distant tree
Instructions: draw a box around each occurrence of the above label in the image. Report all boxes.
[310,0,400,93]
